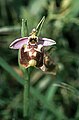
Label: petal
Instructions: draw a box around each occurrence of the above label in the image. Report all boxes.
[38,38,56,46]
[9,37,28,49]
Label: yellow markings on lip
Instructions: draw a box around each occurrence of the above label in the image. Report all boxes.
[29,59,37,66]
[23,44,27,48]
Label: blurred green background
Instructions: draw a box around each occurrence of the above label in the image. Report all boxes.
[0,0,79,120]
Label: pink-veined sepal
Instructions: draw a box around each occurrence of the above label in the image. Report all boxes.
[9,37,28,49]
[38,38,56,46]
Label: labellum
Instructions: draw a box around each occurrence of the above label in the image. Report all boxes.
[9,28,56,74]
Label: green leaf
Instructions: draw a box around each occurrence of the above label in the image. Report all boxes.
[0,57,24,85]
[21,19,28,37]
[36,16,45,36]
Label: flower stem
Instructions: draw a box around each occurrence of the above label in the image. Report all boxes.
[23,68,30,119]
[20,19,30,119]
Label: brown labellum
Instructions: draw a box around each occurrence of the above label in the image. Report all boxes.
[20,43,44,68]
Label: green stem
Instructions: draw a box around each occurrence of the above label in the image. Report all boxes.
[20,19,30,119]
[23,68,30,119]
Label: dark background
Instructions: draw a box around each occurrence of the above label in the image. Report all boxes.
[0,0,79,119]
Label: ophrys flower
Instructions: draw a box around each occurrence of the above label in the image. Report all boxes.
[9,28,56,72]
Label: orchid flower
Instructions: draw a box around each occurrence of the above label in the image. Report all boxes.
[9,28,56,73]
